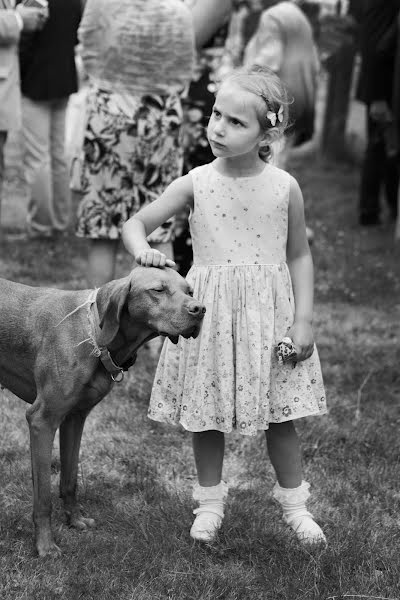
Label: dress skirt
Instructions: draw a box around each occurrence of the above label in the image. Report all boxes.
[149,262,327,436]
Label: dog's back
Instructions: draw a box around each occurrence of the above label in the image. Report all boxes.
[0,278,91,403]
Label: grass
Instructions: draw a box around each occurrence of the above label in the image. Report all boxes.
[0,154,400,600]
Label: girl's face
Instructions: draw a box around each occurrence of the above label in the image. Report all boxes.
[207,82,266,160]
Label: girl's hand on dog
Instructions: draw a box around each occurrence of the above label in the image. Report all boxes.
[286,320,314,362]
[136,249,176,268]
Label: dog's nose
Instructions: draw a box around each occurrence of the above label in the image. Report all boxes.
[188,301,206,317]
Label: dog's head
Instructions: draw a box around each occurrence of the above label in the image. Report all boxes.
[97,267,206,347]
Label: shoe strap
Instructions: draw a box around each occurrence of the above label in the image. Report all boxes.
[193,506,224,519]
[284,509,313,525]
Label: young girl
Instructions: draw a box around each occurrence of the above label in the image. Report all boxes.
[122,65,327,545]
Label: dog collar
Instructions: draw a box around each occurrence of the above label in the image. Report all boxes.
[87,289,125,383]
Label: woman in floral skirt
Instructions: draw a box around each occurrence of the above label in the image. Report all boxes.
[76,0,231,286]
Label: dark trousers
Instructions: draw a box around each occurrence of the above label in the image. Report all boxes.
[359,111,399,223]
[0,130,8,218]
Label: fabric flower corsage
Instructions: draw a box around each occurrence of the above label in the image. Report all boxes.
[267,105,284,127]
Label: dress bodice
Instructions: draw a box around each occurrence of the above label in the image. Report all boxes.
[189,162,291,266]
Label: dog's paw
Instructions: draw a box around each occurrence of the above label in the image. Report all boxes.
[69,515,96,531]
[36,537,62,558]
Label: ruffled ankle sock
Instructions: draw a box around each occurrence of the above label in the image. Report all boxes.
[272,480,326,545]
[190,481,228,543]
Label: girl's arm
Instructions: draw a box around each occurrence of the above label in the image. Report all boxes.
[286,176,314,362]
[122,174,194,268]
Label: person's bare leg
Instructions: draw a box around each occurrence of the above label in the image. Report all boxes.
[265,421,302,488]
[266,421,326,544]
[87,239,119,287]
[190,431,226,542]
[0,131,8,224]
[193,430,224,486]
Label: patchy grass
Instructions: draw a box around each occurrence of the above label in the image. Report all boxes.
[0,155,400,600]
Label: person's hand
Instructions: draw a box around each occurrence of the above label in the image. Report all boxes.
[16,5,49,32]
[369,100,392,124]
[136,249,176,268]
[286,319,314,363]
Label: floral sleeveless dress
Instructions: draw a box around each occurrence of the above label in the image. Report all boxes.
[148,162,327,436]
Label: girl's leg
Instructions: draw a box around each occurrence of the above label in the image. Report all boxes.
[192,430,224,487]
[265,421,302,488]
[266,421,326,545]
[87,239,119,287]
[190,431,227,542]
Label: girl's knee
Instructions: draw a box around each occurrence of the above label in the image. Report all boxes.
[193,430,224,441]
[267,421,296,436]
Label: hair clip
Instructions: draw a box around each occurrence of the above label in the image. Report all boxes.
[267,105,284,127]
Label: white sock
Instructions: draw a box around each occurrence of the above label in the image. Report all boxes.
[190,482,228,542]
[272,480,326,545]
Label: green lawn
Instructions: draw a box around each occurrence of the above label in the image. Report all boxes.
[0,155,399,600]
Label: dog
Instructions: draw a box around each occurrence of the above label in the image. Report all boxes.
[0,266,205,556]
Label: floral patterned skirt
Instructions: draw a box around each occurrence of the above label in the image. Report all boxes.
[76,86,184,241]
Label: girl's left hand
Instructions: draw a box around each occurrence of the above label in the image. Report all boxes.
[286,320,314,363]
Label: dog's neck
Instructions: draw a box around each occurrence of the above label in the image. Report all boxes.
[107,315,158,369]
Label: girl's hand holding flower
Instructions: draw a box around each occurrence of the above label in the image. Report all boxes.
[286,319,314,362]
[136,249,176,269]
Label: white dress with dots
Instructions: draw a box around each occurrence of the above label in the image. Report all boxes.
[149,162,327,436]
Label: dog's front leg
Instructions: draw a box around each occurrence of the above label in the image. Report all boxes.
[59,410,96,531]
[26,400,60,557]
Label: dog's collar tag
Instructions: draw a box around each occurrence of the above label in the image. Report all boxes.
[100,347,124,383]
[87,290,126,383]
[111,370,124,383]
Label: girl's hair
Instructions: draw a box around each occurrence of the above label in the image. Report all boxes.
[221,64,292,162]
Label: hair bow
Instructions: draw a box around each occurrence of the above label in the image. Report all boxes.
[267,105,284,127]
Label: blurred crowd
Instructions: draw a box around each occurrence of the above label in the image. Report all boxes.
[1,0,399,284]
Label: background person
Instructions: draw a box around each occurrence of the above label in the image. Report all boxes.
[242,0,320,164]
[393,10,400,239]
[0,0,46,225]
[356,0,400,226]
[76,0,232,288]
[18,0,82,238]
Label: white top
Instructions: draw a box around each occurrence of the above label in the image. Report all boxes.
[79,0,195,96]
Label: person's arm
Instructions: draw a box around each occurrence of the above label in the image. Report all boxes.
[285,175,314,362]
[122,174,194,268]
[0,9,22,44]
[189,0,232,50]
[16,3,48,32]
[215,4,248,80]
[243,12,284,72]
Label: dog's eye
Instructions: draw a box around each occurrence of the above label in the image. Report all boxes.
[187,289,194,297]
[152,288,164,293]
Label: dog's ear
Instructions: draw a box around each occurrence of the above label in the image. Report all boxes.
[98,277,131,347]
